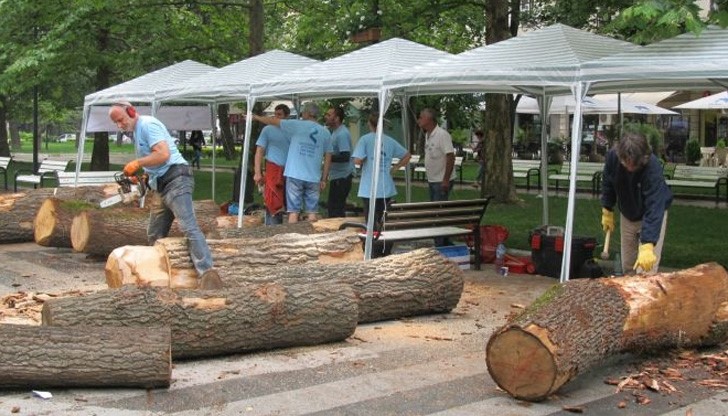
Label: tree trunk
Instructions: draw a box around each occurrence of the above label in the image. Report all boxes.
[0,95,10,157]
[105,230,363,288]
[213,216,359,239]
[248,0,264,56]
[34,197,98,247]
[483,0,517,203]
[0,187,115,244]
[42,283,358,359]
[70,199,222,256]
[0,324,171,389]
[486,263,728,402]
[227,247,465,323]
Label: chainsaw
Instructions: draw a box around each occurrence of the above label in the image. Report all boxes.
[99,172,149,209]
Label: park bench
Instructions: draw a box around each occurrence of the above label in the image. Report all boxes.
[512,159,555,191]
[56,171,121,187]
[664,165,728,203]
[413,156,465,184]
[339,197,493,270]
[13,159,70,191]
[0,156,12,190]
[548,161,604,195]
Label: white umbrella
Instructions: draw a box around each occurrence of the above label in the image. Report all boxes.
[517,95,677,115]
[673,91,728,109]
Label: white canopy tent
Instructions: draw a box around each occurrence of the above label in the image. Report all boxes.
[76,60,217,183]
[155,50,320,219]
[382,24,639,281]
[85,105,214,132]
[673,90,728,109]
[250,39,454,257]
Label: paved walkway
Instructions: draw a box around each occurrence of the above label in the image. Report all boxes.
[1,242,726,415]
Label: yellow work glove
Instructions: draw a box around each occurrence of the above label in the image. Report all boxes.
[633,243,656,272]
[601,208,615,232]
[123,159,141,176]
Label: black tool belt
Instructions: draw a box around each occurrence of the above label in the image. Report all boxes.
[157,164,192,193]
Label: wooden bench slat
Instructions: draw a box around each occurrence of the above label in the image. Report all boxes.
[548,161,604,195]
[14,159,71,191]
[0,156,11,190]
[665,165,728,203]
[56,171,120,187]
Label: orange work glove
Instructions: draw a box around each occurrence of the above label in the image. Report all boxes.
[601,208,615,233]
[633,243,657,272]
[123,159,141,176]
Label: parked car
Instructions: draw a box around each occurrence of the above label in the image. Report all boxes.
[56,133,76,143]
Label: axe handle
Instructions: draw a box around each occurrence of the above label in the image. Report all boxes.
[601,229,611,259]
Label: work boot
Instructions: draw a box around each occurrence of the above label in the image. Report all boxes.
[199,269,224,290]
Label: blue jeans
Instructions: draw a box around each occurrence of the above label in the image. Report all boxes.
[428,180,453,246]
[148,174,213,276]
[286,177,320,214]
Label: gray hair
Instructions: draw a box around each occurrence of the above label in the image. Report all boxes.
[616,132,651,167]
[301,102,320,118]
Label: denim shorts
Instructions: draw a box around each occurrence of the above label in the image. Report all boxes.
[286,177,320,214]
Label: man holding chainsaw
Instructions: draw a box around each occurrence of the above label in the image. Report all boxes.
[109,102,223,290]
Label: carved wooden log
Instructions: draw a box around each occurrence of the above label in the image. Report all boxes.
[34,197,97,247]
[0,324,171,389]
[0,187,114,244]
[486,263,728,402]
[42,282,358,359]
[70,199,222,256]
[105,231,364,288]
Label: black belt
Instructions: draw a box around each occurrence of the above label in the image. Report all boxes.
[157,164,192,193]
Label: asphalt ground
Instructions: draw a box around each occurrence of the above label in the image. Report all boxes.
[1,242,727,416]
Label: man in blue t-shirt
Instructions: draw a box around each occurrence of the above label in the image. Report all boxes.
[352,113,410,226]
[324,106,354,218]
[254,104,291,225]
[109,101,222,290]
[252,102,332,223]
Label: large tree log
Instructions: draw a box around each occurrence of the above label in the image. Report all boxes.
[105,230,364,288]
[42,282,358,359]
[0,324,171,389]
[229,248,465,323]
[34,197,97,247]
[214,217,363,239]
[486,263,728,402]
[0,187,114,244]
[70,199,223,256]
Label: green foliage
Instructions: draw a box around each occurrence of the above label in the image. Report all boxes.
[623,122,664,155]
[685,138,701,165]
[717,138,727,149]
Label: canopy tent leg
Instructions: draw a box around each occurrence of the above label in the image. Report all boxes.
[236,97,256,228]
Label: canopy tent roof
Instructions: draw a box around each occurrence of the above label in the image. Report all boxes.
[673,90,728,109]
[517,94,676,115]
[86,105,213,132]
[83,60,217,107]
[583,26,728,93]
[382,24,638,96]
[252,38,454,100]
[155,50,319,104]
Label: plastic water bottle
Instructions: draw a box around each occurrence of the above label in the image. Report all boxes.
[495,242,507,275]
[613,253,623,277]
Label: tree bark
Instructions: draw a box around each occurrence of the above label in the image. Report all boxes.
[215,217,359,239]
[34,197,97,247]
[0,324,171,389]
[486,263,728,402]
[105,230,363,288]
[42,282,358,359]
[227,247,465,323]
[0,187,115,244]
[70,199,222,256]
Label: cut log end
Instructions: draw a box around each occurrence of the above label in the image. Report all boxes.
[33,198,58,245]
[71,211,90,252]
[486,326,557,402]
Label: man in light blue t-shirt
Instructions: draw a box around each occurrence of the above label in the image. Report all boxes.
[254,104,291,225]
[352,113,410,226]
[324,106,354,218]
[109,101,222,290]
[252,103,332,223]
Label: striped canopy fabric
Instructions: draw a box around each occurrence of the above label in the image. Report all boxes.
[252,38,453,100]
[584,25,728,93]
[383,24,638,96]
[155,50,320,104]
[83,60,217,106]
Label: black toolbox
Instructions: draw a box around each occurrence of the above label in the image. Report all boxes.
[529,226,597,278]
